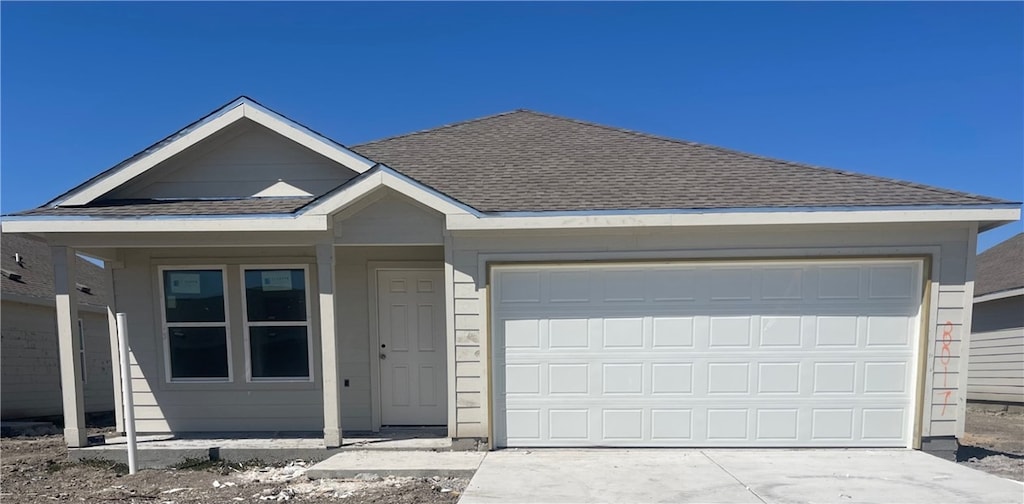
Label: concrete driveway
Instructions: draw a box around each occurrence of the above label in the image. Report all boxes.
[460,449,1023,503]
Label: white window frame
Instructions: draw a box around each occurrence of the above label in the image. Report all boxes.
[158,265,232,383]
[239,264,314,383]
[77,318,87,384]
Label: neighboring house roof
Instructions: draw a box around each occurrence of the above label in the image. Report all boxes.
[6,104,1014,218]
[975,232,1024,298]
[1,234,110,308]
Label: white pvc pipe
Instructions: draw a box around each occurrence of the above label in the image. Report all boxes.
[116,313,137,475]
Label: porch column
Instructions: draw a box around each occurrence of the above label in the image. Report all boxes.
[105,260,125,433]
[51,246,87,447]
[316,243,342,447]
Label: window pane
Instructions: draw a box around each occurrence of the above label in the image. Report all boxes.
[244,269,306,322]
[250,326,309,379]
[163,270,225,323]
[168,326,229,379]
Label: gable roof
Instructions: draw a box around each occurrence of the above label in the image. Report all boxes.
[46,96,374,207]
[5,104,1017,222]
[1,234,110,308]
[975,232,1024,298]
[352,110,1009,213]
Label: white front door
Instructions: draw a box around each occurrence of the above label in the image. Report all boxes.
[377,269,447,426]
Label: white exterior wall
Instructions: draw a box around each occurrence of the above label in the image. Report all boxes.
[967,296,1024,404]
[1,301,114,419]
[447,222,977,442]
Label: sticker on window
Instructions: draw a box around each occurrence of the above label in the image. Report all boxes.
[166,295,177,309]
[169,273,202,294]
[261,270,293,291]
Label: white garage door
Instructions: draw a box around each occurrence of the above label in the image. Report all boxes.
[492,259,923,448]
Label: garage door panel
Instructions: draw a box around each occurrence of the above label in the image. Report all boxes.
[497,313,916,352]
[494,260,922,448]
[502,404,913,447]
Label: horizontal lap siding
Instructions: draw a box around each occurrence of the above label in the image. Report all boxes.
[116,248,325,434]
[453,249,486,437]
[448,223,975,442]
[968,297,1024,404]
[1,302,113,419]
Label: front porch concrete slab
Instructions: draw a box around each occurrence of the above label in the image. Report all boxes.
[459,449,1024,504]
[306,451,486,479]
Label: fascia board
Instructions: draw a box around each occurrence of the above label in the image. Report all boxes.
[446,207,1021,231]
[1,215,328,233]
[302,166,476,217]
[974,288,1024,304]
[240,103,375,173]
[54,100,375,208]
[58,106,247,206]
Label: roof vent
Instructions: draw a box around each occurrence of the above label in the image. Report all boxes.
[76,283,92,295]
[2,269,23,282]
[14,253,24,267]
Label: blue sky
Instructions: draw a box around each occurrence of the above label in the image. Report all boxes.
[2,2,1021,250]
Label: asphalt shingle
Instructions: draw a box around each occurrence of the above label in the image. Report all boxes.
[352,110,1007,212]
[10,109,1012,218]
[1,234,110,307]
[975,233,1024,297]
[14,197,313,217]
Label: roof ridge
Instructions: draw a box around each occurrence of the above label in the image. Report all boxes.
[514,110,1008,205]
[352,109,528,148]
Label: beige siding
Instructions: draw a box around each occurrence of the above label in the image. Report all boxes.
[967,296,1024,404]
[334,192,444,246]
[1,301,113,419]
[115,247,324,433]
[447,222,975,442]
[107,121,358,200]
[112,244,442,434]
[334,245,444,431]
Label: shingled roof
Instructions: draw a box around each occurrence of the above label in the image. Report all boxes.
[1,234,110,308]
[353,110,1007,213]
[975,233,1024,297]
[15,197,313,217]
[9,108,1012,218]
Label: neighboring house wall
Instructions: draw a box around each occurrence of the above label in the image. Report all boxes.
[1,300,114,419]
[446,222,976,441]
[968,296,1024,404]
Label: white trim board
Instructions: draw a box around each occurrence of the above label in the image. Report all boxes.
[974,288,1024,304]
[238,264,315,383]
[55,98,374,207]
[4,206,1017,235]
[365,261,446,432]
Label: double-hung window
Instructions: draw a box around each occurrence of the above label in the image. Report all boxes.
[160,268,231,381]
[241,266,312,381]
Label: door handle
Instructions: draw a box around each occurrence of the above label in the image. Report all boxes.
[380,353,387,360]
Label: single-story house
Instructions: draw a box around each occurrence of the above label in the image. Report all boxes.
[2,97,1019,456]
[2,234,115,420]
[967,232,1023,405]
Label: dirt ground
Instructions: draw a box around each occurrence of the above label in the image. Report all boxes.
[2,406,1021,502]
[959,404,1024,481]
[0,430,467,504]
